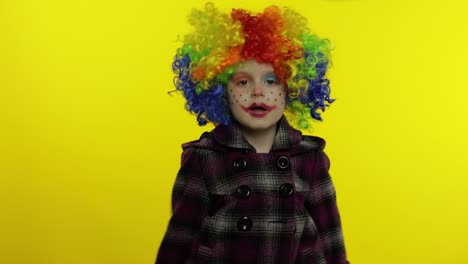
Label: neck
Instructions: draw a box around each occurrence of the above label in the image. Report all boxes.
[239,124,277,154]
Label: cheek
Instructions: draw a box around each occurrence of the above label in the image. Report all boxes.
[266,89,285,106]
[229,88,249,105]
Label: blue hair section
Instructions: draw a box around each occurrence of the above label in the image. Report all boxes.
[172,54,231,126]
[300,52,335,121]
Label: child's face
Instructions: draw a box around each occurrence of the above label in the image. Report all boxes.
[227,59,286,132]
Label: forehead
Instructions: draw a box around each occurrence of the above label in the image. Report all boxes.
[233,60,275,74]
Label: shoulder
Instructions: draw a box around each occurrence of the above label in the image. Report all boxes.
[181,132,227,152]
[301,135,326,150]
[177,132,227,175]
[175,133,222,172]
[290,135,326,156]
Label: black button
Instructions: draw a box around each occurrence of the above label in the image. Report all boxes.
[279,183,294,197]
[233,159,247,171]
[235,185,251,199]
[237,216,252,231]
[276,156,290,170]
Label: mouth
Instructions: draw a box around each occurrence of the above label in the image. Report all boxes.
[241,103,276,118]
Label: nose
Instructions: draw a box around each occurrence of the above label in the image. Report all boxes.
[251,84,264,97]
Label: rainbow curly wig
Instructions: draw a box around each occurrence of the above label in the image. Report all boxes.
[172,2,334,129]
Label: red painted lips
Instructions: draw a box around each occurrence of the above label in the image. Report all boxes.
[241,103,277,118]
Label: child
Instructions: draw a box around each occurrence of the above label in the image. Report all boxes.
[156,3,350,264]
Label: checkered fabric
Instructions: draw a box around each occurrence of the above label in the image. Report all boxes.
[156,117,350,264]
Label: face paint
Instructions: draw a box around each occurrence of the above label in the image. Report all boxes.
[227,59,286,132]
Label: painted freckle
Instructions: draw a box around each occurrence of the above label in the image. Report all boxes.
[236,100,239,103]
[275,98,277,102]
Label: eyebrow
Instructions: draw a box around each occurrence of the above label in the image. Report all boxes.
[264,73,279,79]
[230,71,278,78]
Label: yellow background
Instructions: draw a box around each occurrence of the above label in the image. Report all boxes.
[1,0,467,263]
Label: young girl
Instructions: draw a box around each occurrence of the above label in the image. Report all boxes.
[156,3,350,264]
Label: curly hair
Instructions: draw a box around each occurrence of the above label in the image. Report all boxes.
[172,2,334,129]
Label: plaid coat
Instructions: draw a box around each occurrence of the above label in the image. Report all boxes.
[156,117,350,264]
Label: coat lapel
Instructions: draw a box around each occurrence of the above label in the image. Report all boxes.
[210,116,303,152]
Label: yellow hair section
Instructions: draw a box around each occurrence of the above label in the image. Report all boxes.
[182,3,244,87]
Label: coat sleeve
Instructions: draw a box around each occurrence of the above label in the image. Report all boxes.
[155,147,209,264]
[304,150,350,264]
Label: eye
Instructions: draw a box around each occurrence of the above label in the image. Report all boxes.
[265,78,280,85]
[238,80,249,86]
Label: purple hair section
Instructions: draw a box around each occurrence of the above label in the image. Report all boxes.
[172,54,232,126]
[300,52,335,121]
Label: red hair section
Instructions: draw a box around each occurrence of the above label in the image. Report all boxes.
[231,6,304,86]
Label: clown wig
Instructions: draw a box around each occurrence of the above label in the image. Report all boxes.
[172,2,334,129]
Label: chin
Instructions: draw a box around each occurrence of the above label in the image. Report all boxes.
[238,118,281,132]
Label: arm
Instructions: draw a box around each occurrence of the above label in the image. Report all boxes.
[304,150,350,264]
[155,148,209,264]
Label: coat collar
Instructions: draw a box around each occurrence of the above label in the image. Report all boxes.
[210,116,303,152]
